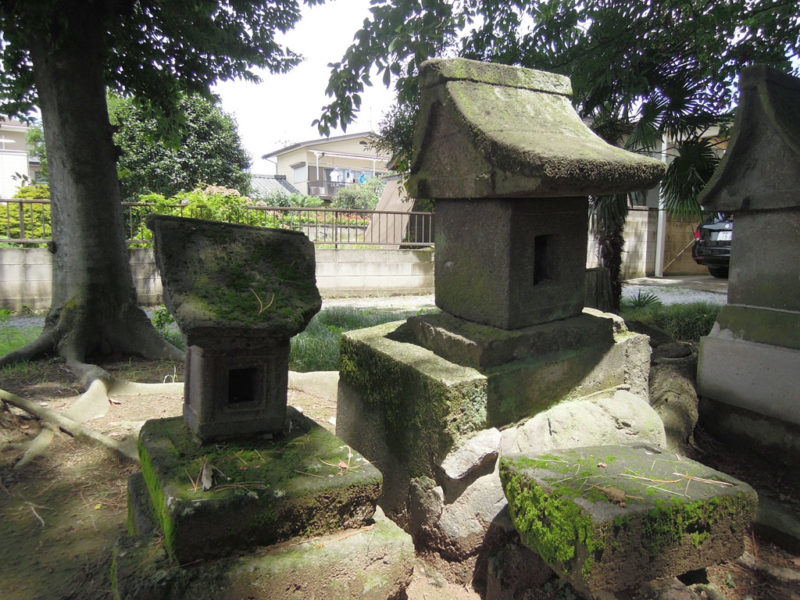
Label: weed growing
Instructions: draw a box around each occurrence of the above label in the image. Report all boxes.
[0,309,40,357]
[621,301,720,343]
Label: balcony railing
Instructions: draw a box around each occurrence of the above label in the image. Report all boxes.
[0,199,434,248]
[306,180,349,198]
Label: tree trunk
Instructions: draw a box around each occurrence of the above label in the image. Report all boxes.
[0,3,182,378]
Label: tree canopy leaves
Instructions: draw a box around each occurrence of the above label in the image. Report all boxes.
[108,94,251,201]
[318,0,800,200]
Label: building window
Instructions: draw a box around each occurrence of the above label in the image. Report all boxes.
[291,163,307,184]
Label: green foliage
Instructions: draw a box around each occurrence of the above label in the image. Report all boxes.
[0,311,40,357]
[289,306,435,372]
[621,302,721,343]
[317,0,800,218]
[623,290,663,310]
[257,190,325,208]
[108,93,251,201]
[331,177,385,210]
[0,184,51,241]
[663,138,722,220]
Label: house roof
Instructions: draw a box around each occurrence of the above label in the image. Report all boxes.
[262,131,378,159]
[250,174,300,197]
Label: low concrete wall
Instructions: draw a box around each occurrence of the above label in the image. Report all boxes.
[0,247,436,310]
[586,208,707,278]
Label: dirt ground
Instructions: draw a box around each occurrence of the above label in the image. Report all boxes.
[1,357,799,600]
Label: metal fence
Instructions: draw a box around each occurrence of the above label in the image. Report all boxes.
[0,199,434,248]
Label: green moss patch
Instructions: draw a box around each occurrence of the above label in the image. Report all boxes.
[339,321,488,477]
[137,411,381,563]
[500,445,758,596]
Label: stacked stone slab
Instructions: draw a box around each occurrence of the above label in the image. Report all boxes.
[337,57,664,516]
[499,445,758,597]
[115,217,414,599]
[696,66,800,475]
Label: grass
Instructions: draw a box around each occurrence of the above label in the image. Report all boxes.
[289,306,435,371]
[620,300,721,343]
[0,309,40,357]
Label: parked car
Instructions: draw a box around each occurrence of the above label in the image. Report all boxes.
[692,212,733,278]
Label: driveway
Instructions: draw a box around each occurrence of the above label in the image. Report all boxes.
[622,275,727,306]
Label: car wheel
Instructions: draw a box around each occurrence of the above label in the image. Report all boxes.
[708,266,729,279]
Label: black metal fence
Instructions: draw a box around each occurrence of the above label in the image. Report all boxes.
[0,199,434,248]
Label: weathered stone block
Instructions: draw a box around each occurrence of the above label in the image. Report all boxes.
[500,445,757,596]
[433,198,588,328]
[112,506,414,600]
[138,410,381,563]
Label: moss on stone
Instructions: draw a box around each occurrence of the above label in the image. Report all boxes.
[137,414,382,562]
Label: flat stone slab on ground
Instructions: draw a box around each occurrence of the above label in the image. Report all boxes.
[137,409,381,563]
[499,445,757,597]
[113,507,414,600]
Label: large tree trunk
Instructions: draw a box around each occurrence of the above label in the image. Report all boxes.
[0,3,182,380]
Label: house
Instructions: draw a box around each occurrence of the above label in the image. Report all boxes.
[0,118,43,198]
[262,132,390,200]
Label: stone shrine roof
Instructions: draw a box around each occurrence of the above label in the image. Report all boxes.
[148,215,321,346]
[408,58,664,199]
[700,65,800,212]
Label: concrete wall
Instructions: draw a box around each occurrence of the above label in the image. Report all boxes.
[0,247,436,310]
[586,208,706,278]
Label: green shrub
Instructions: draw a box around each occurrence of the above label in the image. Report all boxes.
[331,177,384,210]
[0,184,51,241]
[621,302,720,343]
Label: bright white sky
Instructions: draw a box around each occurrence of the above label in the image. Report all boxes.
[213,0,396,175]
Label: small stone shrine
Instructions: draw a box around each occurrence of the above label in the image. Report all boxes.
[147,214,321,441]
[697,66,800,471]
[114,216,414,599]
[336,58,664,518]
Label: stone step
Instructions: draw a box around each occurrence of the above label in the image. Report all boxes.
[112,506,414,600]
[499,444,757,597]
[136,408,382,563]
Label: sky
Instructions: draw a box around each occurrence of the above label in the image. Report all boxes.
[213,0,396,175]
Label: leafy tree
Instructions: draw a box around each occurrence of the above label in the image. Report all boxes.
[108,94,251,201]
[0,0,320,380]
[317,0,799,307]
[331,177,384,210]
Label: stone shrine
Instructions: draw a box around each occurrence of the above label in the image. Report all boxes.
[147,214,321,441]
[337,57,664,519]
[114,216,414,599]
[697,66,800,472]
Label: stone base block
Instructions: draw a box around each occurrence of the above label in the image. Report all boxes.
[698,330,800,426]
[138,410,381,563]
[337,316,651,516]
[112,507,414,600]
[499,445,757,596]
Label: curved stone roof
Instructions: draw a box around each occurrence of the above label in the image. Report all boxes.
[408,58,664,199]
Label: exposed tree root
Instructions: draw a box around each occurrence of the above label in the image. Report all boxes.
[737,551,800,584]
[0,387,139,464]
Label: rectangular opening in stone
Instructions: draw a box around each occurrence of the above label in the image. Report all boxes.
[228,367,260,405]
[533,234,553,285]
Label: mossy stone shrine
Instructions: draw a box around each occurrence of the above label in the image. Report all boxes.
[147,214,321,441]
[336,58,665,518]
[113,217,414,599]
[697,66,800,470]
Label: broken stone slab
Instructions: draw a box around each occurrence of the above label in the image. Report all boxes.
[137,409,381,563]
[147,214,321,347]
[409,390,666,561]
[112,506,414,600]
[438,427,500,483]
[500,389,667,456]
[500,445,758,597]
